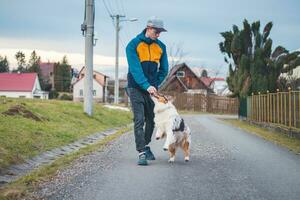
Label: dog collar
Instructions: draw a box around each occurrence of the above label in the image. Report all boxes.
[151,92,168,104]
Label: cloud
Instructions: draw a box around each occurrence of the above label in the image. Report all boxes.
[0,48,128,68]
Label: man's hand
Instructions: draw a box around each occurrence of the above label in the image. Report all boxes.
[147,86,157,94]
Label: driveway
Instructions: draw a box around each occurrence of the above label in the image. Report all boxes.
[39,114,300,200]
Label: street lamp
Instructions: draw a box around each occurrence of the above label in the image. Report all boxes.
[111,15,138,104]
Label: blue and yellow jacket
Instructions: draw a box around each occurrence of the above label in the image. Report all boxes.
[126,29,169,91]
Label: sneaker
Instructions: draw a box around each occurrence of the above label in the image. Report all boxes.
[145,146,156,160]
[138,152,148,165]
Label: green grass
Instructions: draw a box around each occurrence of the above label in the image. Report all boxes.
[0,97,132,171]
[0,127,132,200]
[222,119,300,154]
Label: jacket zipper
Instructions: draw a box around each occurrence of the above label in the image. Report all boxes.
[148,44,151,61]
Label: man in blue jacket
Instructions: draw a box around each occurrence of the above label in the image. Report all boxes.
[126,16,169,165]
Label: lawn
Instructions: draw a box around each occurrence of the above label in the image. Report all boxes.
[0,98,132,171]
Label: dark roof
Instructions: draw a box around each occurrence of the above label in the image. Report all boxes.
[168,63,188,78]
[161,62,210,91]
[160,75,188,91]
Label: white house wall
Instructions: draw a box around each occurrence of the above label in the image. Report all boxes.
[73,78,104,101]
[0,91,32,98]
[33,77,42,91]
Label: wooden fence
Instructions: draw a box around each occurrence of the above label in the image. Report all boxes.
[163,92,239,114]
[248,90,300,129]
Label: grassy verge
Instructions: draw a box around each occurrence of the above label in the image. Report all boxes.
[222,119,300,154]
[0,127,132,200]
[0,98,132,171]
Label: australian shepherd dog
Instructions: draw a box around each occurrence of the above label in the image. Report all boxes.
[151,93,191,163]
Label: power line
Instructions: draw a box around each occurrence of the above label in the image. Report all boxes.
[115,0,123,15]
[102,0,113,17]
[106,0,115,16]
[119,0,125,15]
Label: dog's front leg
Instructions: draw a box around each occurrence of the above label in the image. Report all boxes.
[163,130,175,151]
[155,128,164,140]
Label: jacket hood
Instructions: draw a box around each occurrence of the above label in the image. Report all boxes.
[136,29,155,44]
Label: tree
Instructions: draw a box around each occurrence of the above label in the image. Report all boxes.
[219,19,300,98]
[0,55,9,72]
[27,50,41,73]
[201,69,208,77]
[54,55,71,92]
[15,51,27,72]
[168,42,188,68]
[27,50,47,90]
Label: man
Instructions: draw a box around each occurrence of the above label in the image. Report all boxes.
[126,16,169,165]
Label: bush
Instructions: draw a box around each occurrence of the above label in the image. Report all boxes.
[49,90,59,99]
[59,93,73,101]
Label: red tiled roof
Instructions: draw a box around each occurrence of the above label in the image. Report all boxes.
[199,77,225,87]
[0,73,37,91]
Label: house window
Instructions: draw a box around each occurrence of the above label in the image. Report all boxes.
[93,90,96,96]
[79,89,83,96]
[176,71,185,77]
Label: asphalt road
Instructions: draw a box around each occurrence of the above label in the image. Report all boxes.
[46,114,300,200]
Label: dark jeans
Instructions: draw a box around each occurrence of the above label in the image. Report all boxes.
[127,88,155,152]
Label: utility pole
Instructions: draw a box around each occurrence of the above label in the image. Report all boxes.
[111,15,137,104]
[111,15,125,104]
[81,0,95,116]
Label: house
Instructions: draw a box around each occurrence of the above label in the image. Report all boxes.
[198,76,230,96]
[160,63,212,95]
[39,61,56,90]
[0,72,49,99]
[279,49,300,89]
[72,67,109,102]
[106,79,128,103]
[190,67,230,96]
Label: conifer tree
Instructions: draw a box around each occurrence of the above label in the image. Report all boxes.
[0,55,9,73]
[219,19,300,97]
[54,56,71,92]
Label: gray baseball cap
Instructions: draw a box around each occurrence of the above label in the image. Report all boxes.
[146,16,167,32]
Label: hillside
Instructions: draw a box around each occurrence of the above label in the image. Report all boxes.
[0,98,132,172]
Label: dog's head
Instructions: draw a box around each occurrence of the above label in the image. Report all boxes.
[151,93,175,113]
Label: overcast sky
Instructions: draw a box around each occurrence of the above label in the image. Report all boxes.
[1,0,299,78]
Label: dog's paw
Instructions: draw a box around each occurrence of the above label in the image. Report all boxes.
[184,157,190,162]
[168,157,175,163]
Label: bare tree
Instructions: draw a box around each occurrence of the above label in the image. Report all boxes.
[168,42,188,68]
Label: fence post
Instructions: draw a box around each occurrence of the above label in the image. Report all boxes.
[293,90,296,127]
[277,89,279,124]
[258,92,261,122]
[251,93,254,120]
[267,90,269,123]
[288,87,291,128]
